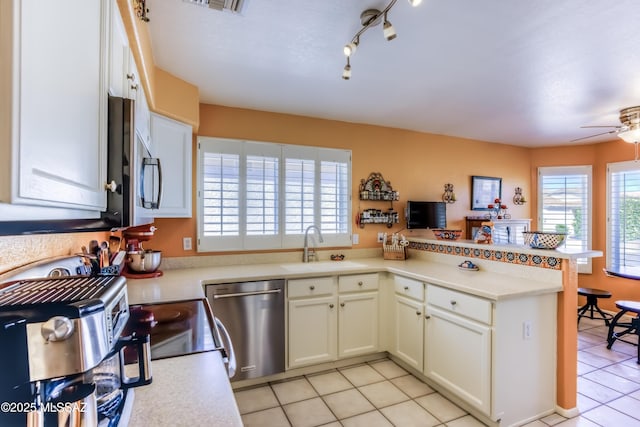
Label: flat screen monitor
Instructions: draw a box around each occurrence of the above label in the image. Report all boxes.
[406,201,446,229]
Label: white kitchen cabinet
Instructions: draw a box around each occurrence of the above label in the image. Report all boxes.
[108,0,129,98]
[0,0,108,214]
[424,284,556,425]
[287,277,338,368]
[338,273,379,358]
[424,305,492,414]
[150,113,192,217]
[394,294,424,371]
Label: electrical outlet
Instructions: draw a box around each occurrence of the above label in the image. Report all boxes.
[377,232,385,243]
[183,237,192,251]
[352,234,359,245]
[523,321,532,340]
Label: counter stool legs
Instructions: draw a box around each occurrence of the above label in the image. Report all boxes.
[577,288,613,326]
[607,308,640,364]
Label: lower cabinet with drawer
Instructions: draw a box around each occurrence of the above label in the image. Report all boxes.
[287,273,379,369]
[392,275,425,371]
[424,284,557,426]
[288,277,338,368]
[424,285,492,414]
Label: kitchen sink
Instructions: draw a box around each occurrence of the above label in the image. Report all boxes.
[280,261,367,273]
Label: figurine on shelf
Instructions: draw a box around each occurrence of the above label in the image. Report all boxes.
[474,221,493,244]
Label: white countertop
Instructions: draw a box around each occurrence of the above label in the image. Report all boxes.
[126,244,597,426]
[127,257,563,306]
[128,351,241,427]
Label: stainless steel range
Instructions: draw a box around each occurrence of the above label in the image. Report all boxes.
[0,257,152,427]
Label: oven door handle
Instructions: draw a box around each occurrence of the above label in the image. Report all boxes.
[215,317,236,379]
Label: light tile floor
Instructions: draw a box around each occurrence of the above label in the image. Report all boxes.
[234,317,640,427]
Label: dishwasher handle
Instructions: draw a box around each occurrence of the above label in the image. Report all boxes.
[215,317,237,379]
[212,289,282,299]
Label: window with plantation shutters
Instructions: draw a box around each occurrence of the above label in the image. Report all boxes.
[197,137,352,252]
[538,166,592,273]
[607,161,640,270]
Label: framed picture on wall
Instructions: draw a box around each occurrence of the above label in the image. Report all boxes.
[471,176,502,210]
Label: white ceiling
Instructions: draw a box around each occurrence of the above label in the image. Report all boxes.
[147,0,640,147]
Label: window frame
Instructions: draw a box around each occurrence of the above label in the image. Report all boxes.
[537,166,593,274]
[196,137,352,252]
[606,160,640,270]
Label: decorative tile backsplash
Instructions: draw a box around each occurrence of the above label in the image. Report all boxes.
[408,241,563,270]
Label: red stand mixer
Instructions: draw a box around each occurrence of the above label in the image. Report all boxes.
[122,224,163,279]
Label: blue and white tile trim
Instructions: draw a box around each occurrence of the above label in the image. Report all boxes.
[408,241,563,270]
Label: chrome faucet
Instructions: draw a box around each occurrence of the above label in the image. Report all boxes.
[303,225,324,262]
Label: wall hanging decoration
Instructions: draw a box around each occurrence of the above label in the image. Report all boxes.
[357,172,399,228]
[471,176,502,210]
[134,0,150,22]
[513,187,526,205]
[442,183,456,204]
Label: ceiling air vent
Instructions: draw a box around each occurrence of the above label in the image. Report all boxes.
[183,0,245,13]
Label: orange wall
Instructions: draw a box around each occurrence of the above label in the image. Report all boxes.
[150,104,532,257]
[531,140,640,311]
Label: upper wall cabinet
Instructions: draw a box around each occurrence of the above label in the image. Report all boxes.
[109,1,151,152]
[150,113,192,218]
[0,0,108,214]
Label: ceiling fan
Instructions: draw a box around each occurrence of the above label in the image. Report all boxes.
[572,106,640,143]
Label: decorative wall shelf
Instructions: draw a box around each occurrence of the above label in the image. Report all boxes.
[357,172,399,228]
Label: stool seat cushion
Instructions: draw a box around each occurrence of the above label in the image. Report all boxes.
[615,300,640,314]
[578,288,612,298]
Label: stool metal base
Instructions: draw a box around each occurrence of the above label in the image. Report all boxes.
[577,294,613,326]
[607,310,640,364]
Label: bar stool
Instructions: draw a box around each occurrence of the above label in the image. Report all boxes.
[606,300,640,364]
[577,287,613,326]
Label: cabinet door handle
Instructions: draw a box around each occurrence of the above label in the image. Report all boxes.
[309,285,315,290]
[358,281,363,286]
[131,84,138,91]
[340,302,345,307]
[404,286,409,290]
[450,300,457,306]
[416,311,422,316]
[425,315,431,319]
[329,303,334,309]
[127,72,136,81]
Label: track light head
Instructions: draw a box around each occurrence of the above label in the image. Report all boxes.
[343,39,358,57]
[383,19,397,41]
[408,0,423,6]
[342,58,351,80]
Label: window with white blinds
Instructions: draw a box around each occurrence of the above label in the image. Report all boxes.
[607,161,640,269]
[197,137,352,252]
[538,166,592,273]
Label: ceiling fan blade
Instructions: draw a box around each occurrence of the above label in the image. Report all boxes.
[579,125,621,128]
[570,129,618,142]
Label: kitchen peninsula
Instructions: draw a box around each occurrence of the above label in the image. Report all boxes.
[126,238,601,427]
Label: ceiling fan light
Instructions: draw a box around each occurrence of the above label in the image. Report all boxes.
[408,0,423,6]
[618,128,640,143]
[383,20,396,41]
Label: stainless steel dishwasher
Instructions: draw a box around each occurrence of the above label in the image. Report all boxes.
[205,279,285,381]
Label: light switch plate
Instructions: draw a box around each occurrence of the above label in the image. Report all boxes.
[352,234,359,244]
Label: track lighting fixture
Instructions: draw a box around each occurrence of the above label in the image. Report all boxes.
[341,0,421,79]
